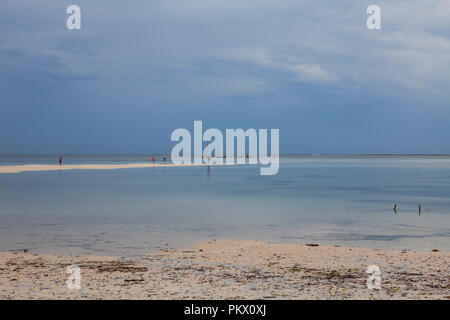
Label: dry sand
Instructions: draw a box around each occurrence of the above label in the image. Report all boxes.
[0,162,233,174]
[0,240,448,300]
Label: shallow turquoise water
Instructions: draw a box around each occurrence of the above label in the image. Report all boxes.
[0,155,449,255]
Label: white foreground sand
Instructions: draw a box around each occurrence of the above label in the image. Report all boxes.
[0,240,448,300]
[0,162,232,174]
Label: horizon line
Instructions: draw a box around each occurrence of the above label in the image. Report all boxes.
[1,153,450,156]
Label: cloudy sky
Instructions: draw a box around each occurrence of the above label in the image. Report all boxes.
[1,0,449,154]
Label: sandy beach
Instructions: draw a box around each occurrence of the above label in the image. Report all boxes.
[0,240,448,300]
[0,162,233,174]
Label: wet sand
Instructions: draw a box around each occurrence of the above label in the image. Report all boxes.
[0,162,233,174]
[0,240,448,299]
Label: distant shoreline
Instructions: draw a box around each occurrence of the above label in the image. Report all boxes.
[0,162,234,174]
[2,153,449,173]
[1,153,450,156]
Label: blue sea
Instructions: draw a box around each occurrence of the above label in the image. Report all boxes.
[0,155,449,255]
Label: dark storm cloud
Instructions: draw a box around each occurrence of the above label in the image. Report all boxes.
[0,0,449,153]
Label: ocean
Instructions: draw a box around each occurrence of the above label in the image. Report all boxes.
[0,155,449,255]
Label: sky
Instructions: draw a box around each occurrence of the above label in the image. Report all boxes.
[0,0,449,154]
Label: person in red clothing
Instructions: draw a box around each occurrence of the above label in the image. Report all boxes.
[152,156,156,163]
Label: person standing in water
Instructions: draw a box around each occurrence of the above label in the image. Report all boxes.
[59,156,63,166]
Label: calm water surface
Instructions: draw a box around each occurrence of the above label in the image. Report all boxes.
[0,155,449,255]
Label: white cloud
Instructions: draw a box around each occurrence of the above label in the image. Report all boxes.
[292,64,337,83]
[223,48,337,84]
